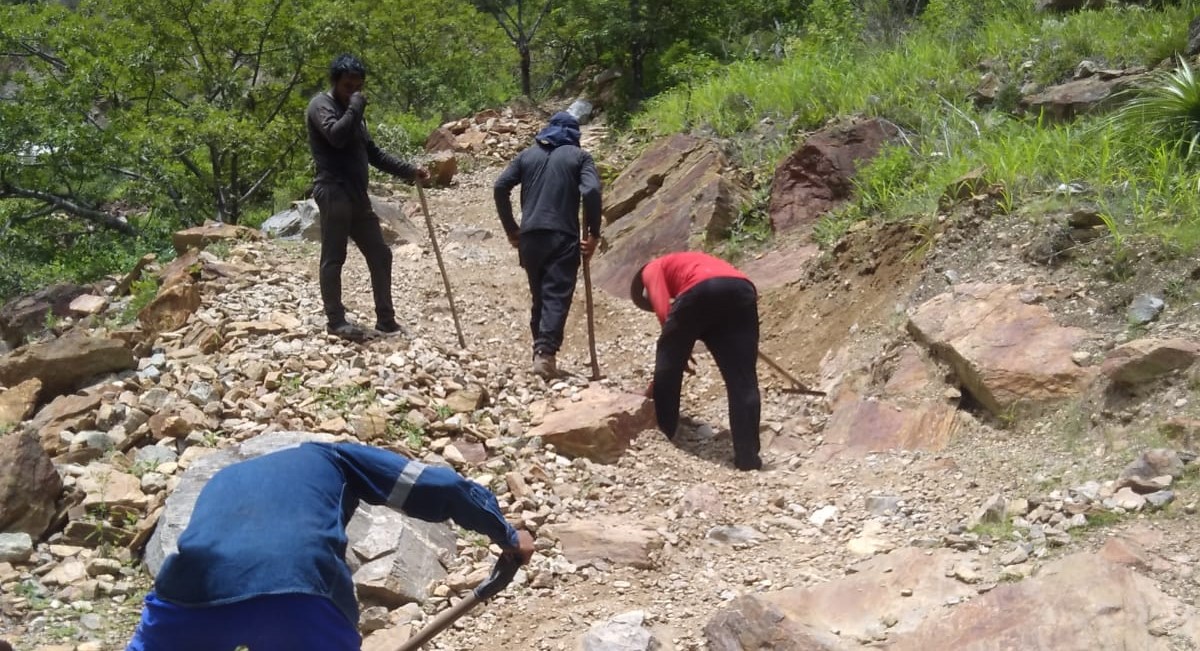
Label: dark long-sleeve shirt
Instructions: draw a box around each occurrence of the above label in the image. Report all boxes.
[494,143,602,238]
[642,252,753,324]
[306,92,417,197]
[153,442,518,626]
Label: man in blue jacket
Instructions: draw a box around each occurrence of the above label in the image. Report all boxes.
[127,442,533,651]
[494,112,602,379]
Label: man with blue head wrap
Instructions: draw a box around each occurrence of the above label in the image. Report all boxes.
[494,111,603,379]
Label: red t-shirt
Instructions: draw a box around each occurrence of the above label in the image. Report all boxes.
[641,251,752,324]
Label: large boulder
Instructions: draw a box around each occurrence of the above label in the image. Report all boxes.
[1100,337,1200,387]
[0,283,89,348]
[907,283,1094,416]
[526,387,655,463]
[261,201,318,240]
[0,336,135,401]
[591,135,748,295]
[172,221,263,254]
[767,118,899,234]
[0,427,63,537]
[144,432,456,610]
[1021,70,1146,122]
[349,504,456,607]
[0,379,42,429]
[371,196,423,246]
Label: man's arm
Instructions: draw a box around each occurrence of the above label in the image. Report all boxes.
[579,151,602,238]
[493,155,523,237]
[323,443,520,550]
[641,259,673,325]
[366,137,420,181]
[308,95,360,149]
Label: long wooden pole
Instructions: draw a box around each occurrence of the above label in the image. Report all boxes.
[416,184,466,349]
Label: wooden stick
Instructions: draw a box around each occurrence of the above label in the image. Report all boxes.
[582,258,602,380]
[757,351,825,396]
[416,184,466,349]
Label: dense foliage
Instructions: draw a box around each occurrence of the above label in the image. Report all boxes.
[1,0,1196,300]
[0,0,802,300]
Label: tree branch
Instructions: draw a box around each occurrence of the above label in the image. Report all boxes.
[0,182,136,235]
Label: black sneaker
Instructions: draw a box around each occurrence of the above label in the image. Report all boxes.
[375,320,410,337]
[326,322,367,342]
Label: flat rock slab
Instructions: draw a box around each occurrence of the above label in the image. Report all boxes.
[145,430,455,608]
[592,134,748,296]
[0,336,135,401]
[1101,337,1200,386]
[768,118,899,234]
[885,550,1200,650]
[907,283,1093,416]
[817,395,958,460]
[545,516,665,570]
[527,387,654,464]
[706,548,977,649]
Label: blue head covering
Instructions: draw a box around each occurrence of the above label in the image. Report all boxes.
[535,112,581,149]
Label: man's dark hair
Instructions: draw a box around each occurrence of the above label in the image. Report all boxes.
[329,54,367,82]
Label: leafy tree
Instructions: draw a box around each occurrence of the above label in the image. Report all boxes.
[1,0,352,229]
[472,0,556,98]
[353,0,514,116]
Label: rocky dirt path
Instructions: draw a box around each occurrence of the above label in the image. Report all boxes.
[3,150,1200,651]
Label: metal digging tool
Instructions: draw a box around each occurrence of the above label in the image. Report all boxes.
[396,554,521,651]
[416,183,466,349]
[757,351,826,397]
[581,258,602,381]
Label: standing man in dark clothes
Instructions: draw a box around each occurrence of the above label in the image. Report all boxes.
[307,54,430,342]
[127,441,534,651]
[631,251,763,471]
[494,112,602,379]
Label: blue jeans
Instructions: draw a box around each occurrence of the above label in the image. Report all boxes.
[127,592,361,651]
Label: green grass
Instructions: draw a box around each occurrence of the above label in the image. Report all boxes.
[632,0,1200,254]
[120,276,159,325]
[968,519,1015,541]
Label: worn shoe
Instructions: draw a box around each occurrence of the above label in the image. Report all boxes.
[326,322,367,342]
[375,320,410,337]
[531,351,557,379]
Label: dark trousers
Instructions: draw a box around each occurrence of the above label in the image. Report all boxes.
[519,230,580,355]
[314,184,394,326]
[654,277,762,470]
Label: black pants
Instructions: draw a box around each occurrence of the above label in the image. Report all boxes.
[519,230,580,355]
[655,277,761,470]
[314,184,394,326]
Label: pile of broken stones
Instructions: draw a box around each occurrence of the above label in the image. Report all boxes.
[0,225,667,650]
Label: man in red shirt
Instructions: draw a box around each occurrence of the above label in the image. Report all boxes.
[630,251,762,471]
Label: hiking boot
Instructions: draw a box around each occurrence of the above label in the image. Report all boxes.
[531,351,557,379]
[375,320,410,337]
[326,321,367,342]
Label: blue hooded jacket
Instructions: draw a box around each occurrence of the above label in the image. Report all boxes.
[535,112,582,149]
